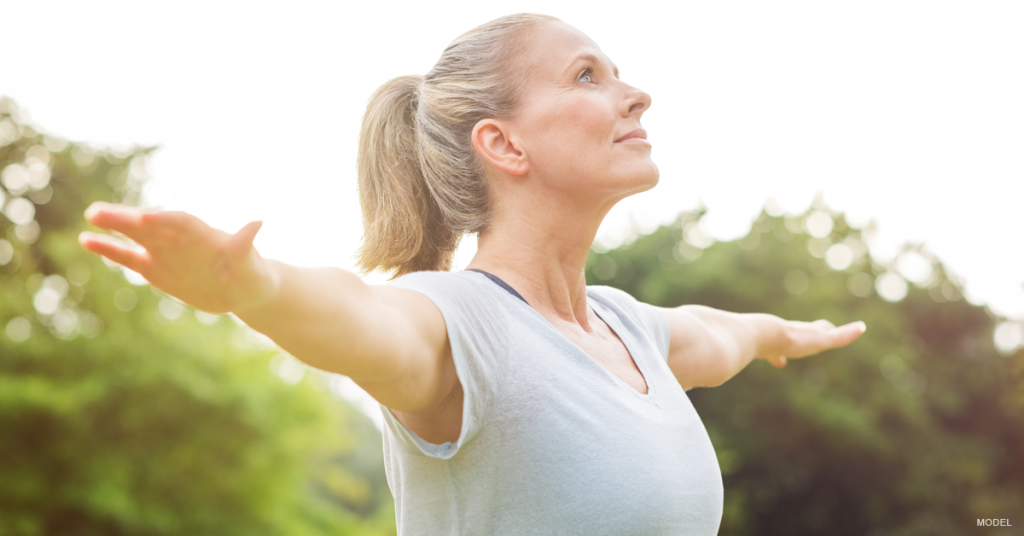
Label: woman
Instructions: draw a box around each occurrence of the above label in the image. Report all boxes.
[80,14,865,535]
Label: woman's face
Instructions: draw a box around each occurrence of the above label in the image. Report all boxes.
[510,21,657,203]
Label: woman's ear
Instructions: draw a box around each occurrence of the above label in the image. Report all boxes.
[471,119,529,176]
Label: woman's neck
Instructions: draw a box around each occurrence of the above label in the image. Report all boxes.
[467,193,612,331]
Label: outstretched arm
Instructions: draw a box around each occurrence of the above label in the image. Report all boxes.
[656,305,865,390]
[78,202,457,414]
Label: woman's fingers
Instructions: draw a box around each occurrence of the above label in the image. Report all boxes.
[85,202,147,238]
[142,209,208,235]
[784,320,866,359]
[832,321,867,347]
[85,203,200,246]
[767,355,787,368]
[85,205,221,260]
[78,231,151,275]
[822,321,865,345]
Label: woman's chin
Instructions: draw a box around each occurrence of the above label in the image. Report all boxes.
[632,161,661,191]
[611,166,660,198]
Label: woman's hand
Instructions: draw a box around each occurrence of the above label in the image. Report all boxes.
[78,202,278,314]
[661,305,866,389]
[759,319,866,368]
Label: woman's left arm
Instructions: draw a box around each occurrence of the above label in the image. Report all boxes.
[656,305,866,390]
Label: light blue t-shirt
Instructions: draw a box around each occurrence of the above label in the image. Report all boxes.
[382,270,723,535]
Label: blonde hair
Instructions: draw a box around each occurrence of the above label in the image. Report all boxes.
[356,13,560,277]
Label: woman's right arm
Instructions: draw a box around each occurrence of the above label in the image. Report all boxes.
[78,202,457,414]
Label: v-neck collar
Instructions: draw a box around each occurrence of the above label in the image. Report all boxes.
[587,295,657,403]
[464,270,658,404]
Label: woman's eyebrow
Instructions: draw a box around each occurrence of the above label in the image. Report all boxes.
[565,53,620,78]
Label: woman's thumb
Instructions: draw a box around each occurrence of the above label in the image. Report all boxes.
[230,220,264,255]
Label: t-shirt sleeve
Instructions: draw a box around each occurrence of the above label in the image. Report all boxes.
[588,285,671,363]
[380,271,509,460]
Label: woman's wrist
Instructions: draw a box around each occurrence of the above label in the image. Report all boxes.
[230,257,284,317]
[751,314,790,360]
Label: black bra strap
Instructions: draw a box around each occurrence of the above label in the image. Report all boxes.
[465,269,529,305]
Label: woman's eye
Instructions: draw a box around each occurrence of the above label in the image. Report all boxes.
[579,69,593,83]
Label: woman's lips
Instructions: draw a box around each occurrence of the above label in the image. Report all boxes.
[615,128,649,144]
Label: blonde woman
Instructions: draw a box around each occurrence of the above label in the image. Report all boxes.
[80,13,865,535]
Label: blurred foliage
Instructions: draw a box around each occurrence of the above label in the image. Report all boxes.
[6,92,1023,536]
[0,98,395,536]
[587,205,1024,535]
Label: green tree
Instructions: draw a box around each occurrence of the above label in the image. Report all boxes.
[587,204,1024,536]
[0,98,395,536]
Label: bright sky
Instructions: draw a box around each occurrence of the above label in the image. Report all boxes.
[6,1,1023,320]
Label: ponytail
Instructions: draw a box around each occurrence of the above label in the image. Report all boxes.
[356,75,459,277]
[355,14,560,278]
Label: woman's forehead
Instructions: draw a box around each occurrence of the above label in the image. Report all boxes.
[520,22,614,77]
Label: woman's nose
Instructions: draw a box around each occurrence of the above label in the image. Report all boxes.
[621,86,652,117]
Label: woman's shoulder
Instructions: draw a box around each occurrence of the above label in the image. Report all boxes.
[389,269,487,291]
[587,284,669,327]
[388,269,502,314]
[586,284,642,310]
[587,284,671,359]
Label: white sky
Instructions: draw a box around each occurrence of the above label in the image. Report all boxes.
[5,1,1023,319]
